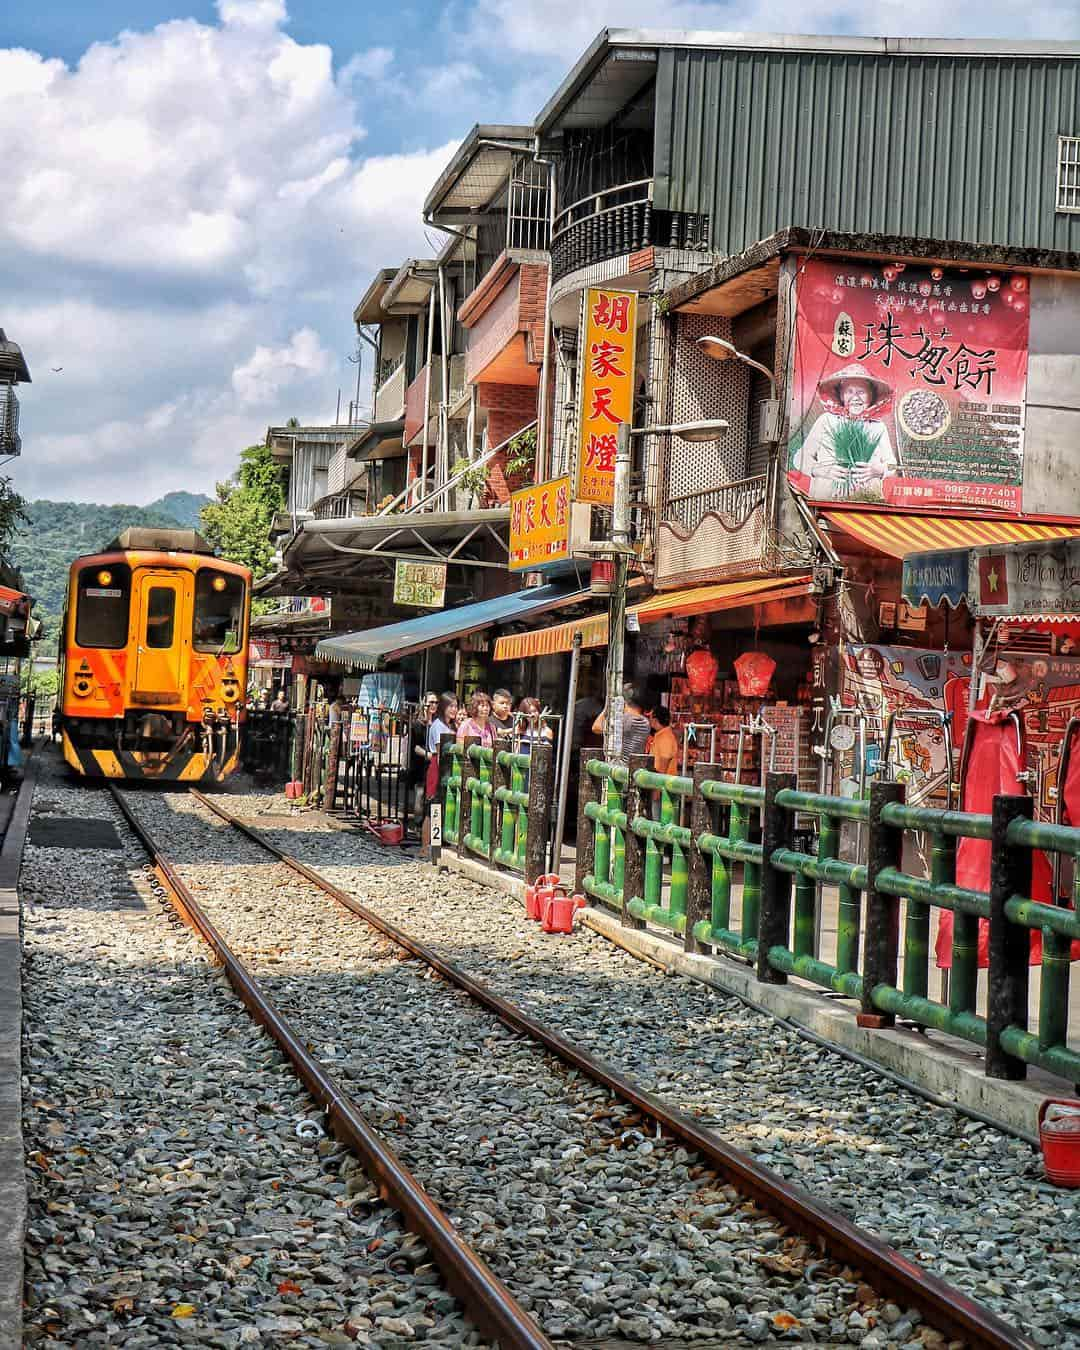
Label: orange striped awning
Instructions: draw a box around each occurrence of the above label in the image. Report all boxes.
[493,575,813,662]
[494,612,609,662]
[821,508,1080,559]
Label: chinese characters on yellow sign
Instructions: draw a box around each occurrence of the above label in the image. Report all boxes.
[575,288,638,506]
[393,560,447,608]
[509,476,572,571]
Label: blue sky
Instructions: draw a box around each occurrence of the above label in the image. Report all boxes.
[4,0,1078,504]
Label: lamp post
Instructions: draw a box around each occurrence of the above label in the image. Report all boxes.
[587,418,729,759]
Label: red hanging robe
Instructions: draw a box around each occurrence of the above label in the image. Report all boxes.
[936,709,1050,969]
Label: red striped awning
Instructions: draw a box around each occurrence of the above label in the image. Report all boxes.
[820,507,1080,559]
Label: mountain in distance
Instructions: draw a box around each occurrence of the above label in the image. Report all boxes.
[10,494,209,652]
[145,490,210,529]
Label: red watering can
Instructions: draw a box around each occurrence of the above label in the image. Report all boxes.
[525,873,560,922]
[541,885,587,934]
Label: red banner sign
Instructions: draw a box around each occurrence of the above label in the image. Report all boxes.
[788,258,1030,510]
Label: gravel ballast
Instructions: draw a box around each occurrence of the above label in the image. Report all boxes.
[204,786,1080,1349]
[20,763,487,1349]
[109,787,963,1348]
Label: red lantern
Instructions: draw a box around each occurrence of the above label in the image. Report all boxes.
[734,651,776,698]
[685,647,718,696]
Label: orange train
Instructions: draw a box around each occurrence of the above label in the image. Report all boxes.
[58,527,251,781]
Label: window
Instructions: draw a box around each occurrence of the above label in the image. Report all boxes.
[193,570,245,653]
[75,563,131,649]
[1057,135,1080,213]
[145,587,176,649]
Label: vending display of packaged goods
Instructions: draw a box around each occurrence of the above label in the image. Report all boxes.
[767,704,817,791]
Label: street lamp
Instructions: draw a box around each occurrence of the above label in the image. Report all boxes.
[587,417,728,759]
[696,334,778,395]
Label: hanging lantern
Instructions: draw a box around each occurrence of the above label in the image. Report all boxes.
[733,651,776,698]
[685,647,719,696]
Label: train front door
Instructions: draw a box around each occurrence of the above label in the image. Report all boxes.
[132,570,190,706]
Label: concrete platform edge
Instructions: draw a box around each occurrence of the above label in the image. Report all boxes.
[437,850,1047,1141]
[0,760,36,1350]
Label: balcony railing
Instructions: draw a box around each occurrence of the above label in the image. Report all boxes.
[664,476,767,533]
[0,386,21,456]
[313,489,369,520]
[549,179,710,282]
[373,356,407,422]
[656,476,769,587]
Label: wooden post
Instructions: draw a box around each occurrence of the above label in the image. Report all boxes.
[575,748,599,895]
[623,753,651,929]
[986,794,1033,1081]
[756,771,796,984]
[858,780,906,1028]
[324,722,343,813]
[525,740,554,885]
[686,762,721,954]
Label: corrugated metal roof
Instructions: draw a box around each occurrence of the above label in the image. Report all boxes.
[535,28,1080,135]
[424,125,535,223]
[654,46,1080,256]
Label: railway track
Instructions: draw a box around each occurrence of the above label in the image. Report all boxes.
[109,783,1033,1350]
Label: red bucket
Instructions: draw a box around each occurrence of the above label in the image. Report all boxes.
[378,822,404,846]
[1039,1099,1080,1187]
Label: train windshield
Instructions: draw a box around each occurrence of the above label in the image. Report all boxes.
[193,570,245,653]
[75,563,131,648]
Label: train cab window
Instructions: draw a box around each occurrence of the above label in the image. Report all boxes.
[75,563,131,649]
[145,587,176,649]
[193,570,245,653]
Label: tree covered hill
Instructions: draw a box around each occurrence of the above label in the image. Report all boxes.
[10,496,209,650]
[146,490,210,529]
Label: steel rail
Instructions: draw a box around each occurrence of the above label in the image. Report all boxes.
[106,785,553,1350]
[192,789,1033,1350]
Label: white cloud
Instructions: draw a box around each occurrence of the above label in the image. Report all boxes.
[466,0,1080,64]
[1,4,455,503]
[231,328,332,405]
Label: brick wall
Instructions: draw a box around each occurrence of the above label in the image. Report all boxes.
[477,382,538,504]
[518,262,549,364]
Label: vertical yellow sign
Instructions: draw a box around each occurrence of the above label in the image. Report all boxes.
[575,288,638,506]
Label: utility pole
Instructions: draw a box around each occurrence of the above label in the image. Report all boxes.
[603,421,634,759]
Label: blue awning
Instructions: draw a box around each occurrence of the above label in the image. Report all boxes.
[314,580,589,670]
[901,549,970,609]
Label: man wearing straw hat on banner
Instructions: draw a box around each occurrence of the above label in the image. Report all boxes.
[794,362,898,500]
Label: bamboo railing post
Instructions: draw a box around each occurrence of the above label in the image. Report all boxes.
[987,794,1033,1081]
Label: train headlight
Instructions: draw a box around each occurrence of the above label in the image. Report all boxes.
[212,575,227,592]
[73,677,92,698]
[97,570,112,586]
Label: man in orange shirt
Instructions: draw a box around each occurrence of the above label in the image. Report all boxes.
[648,705,680,819]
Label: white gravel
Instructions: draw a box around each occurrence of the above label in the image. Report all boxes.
[205,783,1080,1350]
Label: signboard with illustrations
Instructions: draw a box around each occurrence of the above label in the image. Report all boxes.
[509,476,573,571]
[392,560,446,609]
[789,259,1030,510]
[575,288,639,506]
[843,641,1080,820]
[841,644,971,806]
